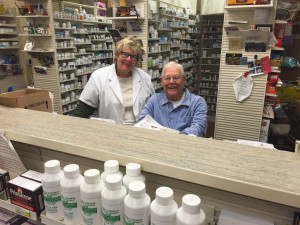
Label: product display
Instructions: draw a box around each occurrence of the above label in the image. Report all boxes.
[41,160,64,220]
[101,174,127,225]
[176,194,206,225]
[122,163,145,191]
[80,169,105,225]
[60,164,84,224]
[100,160,123,183]
[150,186,178,225]
[124,181,150,225]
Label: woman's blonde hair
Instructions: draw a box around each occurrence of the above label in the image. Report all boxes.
[114,37,144,63]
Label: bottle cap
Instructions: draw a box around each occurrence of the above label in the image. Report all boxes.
[126,163,141,177]
[104,160,119,173]
[156,186,173,205]
[44,160,61,174]
[84,169,100,184]
[129,181,145,198]
[105,174,122,190]
[182,194,201,214]
[63,164,80,179]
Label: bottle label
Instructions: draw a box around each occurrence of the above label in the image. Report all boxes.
[102,203,123,225]
[43,187,62,215]
[81,197,102,225]
[124,213,149,225]
[61,192,81,222]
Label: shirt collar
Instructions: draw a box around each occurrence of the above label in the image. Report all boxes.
[161,89,190,106]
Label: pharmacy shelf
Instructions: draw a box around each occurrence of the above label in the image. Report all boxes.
[41,211,64,225]
[0,199,38,220]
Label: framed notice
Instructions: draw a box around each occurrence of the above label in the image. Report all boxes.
[228,36,242,51]
[256,24,273,32]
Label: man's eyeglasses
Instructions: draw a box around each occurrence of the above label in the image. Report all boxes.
[120,51,138,61]
[162,76,183,83]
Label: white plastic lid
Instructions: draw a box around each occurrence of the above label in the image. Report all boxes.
[126,163,141,177]
[63,164,80,179]
[182,194,201,214]
[156,186,173,205]
[104,160,119,173]
[129,181,145,198]
[105,174,122,190]
[44,160,61,174]
[84,169,100,184]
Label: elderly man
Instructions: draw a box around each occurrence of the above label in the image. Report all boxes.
[137,61,207,137]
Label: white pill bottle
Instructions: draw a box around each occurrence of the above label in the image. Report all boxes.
[123,163,145,192]
[150,186,178,225]
[41,160,64,219]
[60,164,84,224]
[124,181,150,225]
[176,194,206,225]
[80,169,105,225]
[101,174,127,225]
[100,160,123,183]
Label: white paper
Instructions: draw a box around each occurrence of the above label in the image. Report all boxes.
[218,209,274,225]
[232,73,253,102]
[237,139,274,149]
[134,115,179,134]
[0,130,27,176]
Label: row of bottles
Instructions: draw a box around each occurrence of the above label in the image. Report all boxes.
[41,159,205,225]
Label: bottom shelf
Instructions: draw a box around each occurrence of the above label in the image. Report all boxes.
[0,199,38,220]
[41,211,64,225]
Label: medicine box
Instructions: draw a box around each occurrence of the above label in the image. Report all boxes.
[7,176,44,217]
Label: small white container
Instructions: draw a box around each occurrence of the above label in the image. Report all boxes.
[150,186,178,225]
[100,160,123,183]
[124,181,150,225]
[101,174,127,225]
[60,164,84,224]
[176,194,206,225]
[41,160,64,220]
[80,169,105,225]
[123,163,145,191]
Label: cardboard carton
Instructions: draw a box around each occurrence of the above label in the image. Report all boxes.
[0,88,52,112]
[228,0,255,5]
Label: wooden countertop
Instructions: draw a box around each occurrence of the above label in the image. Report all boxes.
[1,106,300,208]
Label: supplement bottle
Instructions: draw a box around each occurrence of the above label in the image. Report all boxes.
[100,160,123,183]
[80,169,105,225]
[60,164,84,224]
[123,163,145,191]
[150,186,178,225]
[41,160,64,219]
[124,181,150,225]
[101,174,127,225]
[176,194,206,225]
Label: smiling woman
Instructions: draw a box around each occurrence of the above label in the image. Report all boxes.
[72,37,155,124]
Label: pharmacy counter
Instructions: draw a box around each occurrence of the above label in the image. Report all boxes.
[0,106,299,224]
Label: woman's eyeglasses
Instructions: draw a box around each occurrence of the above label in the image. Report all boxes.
[120,51,138,61]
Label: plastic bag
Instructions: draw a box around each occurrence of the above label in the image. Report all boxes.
[282,56,300,68]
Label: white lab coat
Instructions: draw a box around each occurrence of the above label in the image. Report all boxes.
[79,64,155,123]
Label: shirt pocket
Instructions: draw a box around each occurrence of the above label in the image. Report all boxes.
[176,116,193,129]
